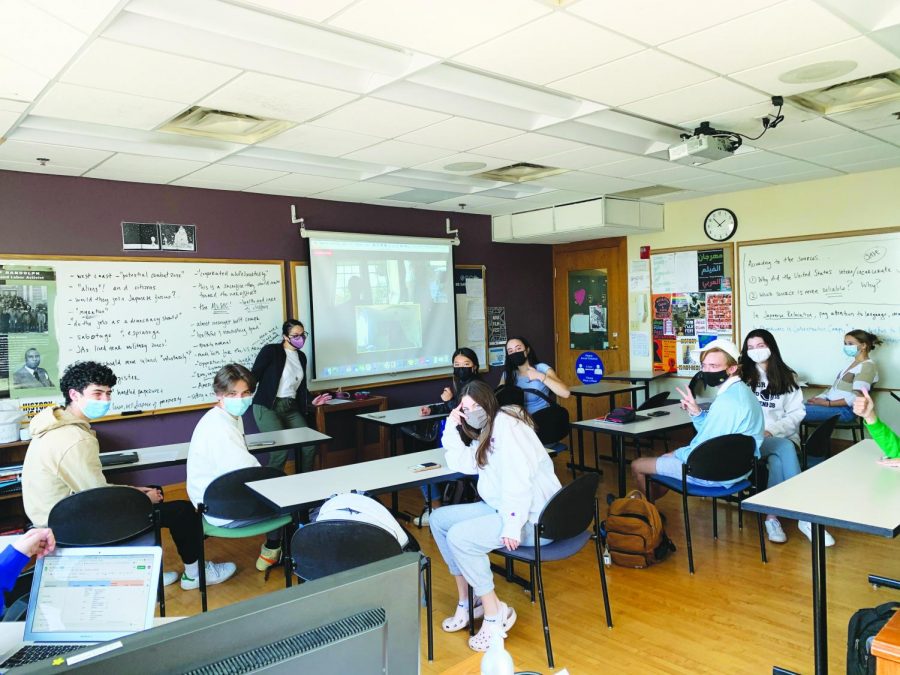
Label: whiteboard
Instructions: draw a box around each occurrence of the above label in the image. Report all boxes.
[737,230,899,388]
[1,256,285,416]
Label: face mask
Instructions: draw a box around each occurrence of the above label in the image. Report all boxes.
[507,351,527,368]
[747,347,771,364]
[288,335,306,349]
[843,345,858,357]
[454,367,475,383]
[223,396,252,417]
[464,407,488,430]
[81,399,111,420]
[701,370,729,388]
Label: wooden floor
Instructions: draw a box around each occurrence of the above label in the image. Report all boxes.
[158,447,899,674]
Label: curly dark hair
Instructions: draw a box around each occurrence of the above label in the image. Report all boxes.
[60,361,117,405]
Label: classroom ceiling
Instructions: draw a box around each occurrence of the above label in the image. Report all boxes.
[1,0,899,216]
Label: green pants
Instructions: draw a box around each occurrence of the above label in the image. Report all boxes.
[252,398,316,472]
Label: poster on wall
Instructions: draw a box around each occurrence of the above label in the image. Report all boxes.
[706,292,733,332]
[487,306,507,346]
[697,248,724,291]
[653,338,677,372]
[676,336,700,375]
[568,268,608,350]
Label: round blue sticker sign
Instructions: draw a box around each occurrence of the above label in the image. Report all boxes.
[575,352,604,384]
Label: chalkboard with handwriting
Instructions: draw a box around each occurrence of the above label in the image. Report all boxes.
[737,229,899,388]
[0,256,285,417]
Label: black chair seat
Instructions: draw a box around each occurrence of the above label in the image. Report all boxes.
[499,530,591,564]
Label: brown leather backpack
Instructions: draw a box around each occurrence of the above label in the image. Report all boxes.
[604,490,675,568]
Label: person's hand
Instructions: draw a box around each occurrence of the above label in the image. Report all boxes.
[853,389,877,424]
[525,366,545,382]
[440,387,453,402]
[420,405,432,416]
[764,431,772,438]
[137,486,163,504]
[13,528,56,559]
[807,397,828,406]
[448,402,465,427]
[312,393,332,406]
[675,385,701,415]
[501,536,519,551]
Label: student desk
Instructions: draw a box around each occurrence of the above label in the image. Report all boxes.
[568,381,644,474]
[601,369,673,405]
[246,448,461,514]
[874,608,900,675]
[742,440,900,675]
[570,403,694,497]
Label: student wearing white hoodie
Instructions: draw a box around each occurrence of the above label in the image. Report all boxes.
[431,380,561,653]
[739,330,833,547]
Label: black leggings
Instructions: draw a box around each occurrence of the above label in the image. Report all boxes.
[156,500,202,565]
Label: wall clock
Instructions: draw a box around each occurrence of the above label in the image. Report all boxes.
[703,208,737,242]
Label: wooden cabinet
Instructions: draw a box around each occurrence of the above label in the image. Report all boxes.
[0,440,29,533]
[313,396,387,467]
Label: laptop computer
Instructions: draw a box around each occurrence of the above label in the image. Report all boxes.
[0,546,162,671]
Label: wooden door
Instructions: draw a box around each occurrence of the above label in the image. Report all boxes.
[553,237,629,424]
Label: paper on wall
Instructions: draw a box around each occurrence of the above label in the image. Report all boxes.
[465,277,483,297]
[628,259,650,292]
[673,251,699,292]
[650,254,675,293]
[630,331,650,358]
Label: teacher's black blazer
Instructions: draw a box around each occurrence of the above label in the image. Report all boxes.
[250,343,311,415]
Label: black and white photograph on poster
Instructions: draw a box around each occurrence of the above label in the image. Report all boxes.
[122,222,160,250]
[160,223,196,252]
[589,305,607,332]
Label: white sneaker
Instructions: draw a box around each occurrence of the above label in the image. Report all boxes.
[765,519,787,543]
[797,521,835,547]
[162,571,178,587]
[414,510,430,527]
[180,561,237,590]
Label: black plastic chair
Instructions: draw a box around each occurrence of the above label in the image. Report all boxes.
[645,434,767,574]
[489,472,612,668]
[291,519,434,661]
[801,412,864,445]
[800,414,840,470]
[47,485,166,615]
[197,466,294,612]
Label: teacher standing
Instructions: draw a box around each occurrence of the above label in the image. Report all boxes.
[251,319,330,472]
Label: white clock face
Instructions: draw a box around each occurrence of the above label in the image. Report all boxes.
[704,209,737,241]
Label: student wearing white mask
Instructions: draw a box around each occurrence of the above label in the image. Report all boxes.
[804,329,881,423]
[738,330,831,545]
[430,380,561,653]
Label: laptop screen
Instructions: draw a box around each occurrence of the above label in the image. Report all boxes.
[24,547,162,643]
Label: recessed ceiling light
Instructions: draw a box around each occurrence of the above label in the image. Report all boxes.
[443,161,488,171]
[779,60,857,85]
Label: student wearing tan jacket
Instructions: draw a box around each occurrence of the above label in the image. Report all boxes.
[21,361,235,591]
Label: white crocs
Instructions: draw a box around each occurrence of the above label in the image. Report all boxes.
[468,601,516,652]
[441,600,485,632]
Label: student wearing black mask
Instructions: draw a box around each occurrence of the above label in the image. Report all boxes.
[412,348,482,526]
[500,336,569,415]
[631,339,764,498]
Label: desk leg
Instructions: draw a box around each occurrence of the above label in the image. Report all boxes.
[616,436,627,497]
[388,428,411,523]
[812,523,828,675]
[576,395,585,474]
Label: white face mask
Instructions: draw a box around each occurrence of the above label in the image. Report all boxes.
[747,347,771,364]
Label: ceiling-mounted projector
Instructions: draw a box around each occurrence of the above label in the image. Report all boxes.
[668,121,740,164]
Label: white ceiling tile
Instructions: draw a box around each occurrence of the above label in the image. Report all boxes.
[832,156,900,173]
[0,55,50,103]
[829,101,900,131]
[585,155,672,177]
[245,172,352,195]
[664,171,770,190]
[623,78,768,126]
[31,83,186,130]
[660,0,860,74]
[728,158,827,180]
[701,178,773,192]
[63,39,240,103]
[313,182,412,201]
[29,0,123,34]
[536,145,645,170]
[200,72,357,124]
[83,153,207,183]
[258,124,382,155]
[0,139,112,168]
[530,171,650,193]
[396,118,521,151]
[766,167,844,183]
[0,99,28,113]
[312,98,449,138]
[172,164,288,188]
[0,110,19,136]
[0,1,87,78]
[470,133,583,161]
[731,37,900,96]
[0,159,85,176]
[774,132,885,160]
[568,0,782,46]
[751,115,854,149]
[237,0,357,23]
[453,12,641,85]
[327,0,550,58]
[426,194,507,210]
[512,189,597,208]
[412,153,511,175]
[550,49,714,106]
[656,189,715,202]
[712,149,800,173]
[342,140,453,167]
[868,124,900,144]
[629,164,719,183]
[812,142,900,168]
[813,0,900,33]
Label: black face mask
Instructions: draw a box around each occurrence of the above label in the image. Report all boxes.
[454,367,475,383]
[701,369,729,388]
[507,351,527,367]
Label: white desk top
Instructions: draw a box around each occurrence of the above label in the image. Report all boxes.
[602,370,673,382]
[742,440,900,537]
[569,381,643,397]
[248,448,460,511]
[357,405,449,427]
[570,403,694,437]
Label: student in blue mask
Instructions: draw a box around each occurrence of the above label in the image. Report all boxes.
[804,329,881,423]
[188,363,282,577]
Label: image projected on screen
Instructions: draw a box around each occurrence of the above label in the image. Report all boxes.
[308,233,455,381]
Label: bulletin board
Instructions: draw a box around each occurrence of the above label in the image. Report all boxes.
[453,266,488,372]
[649,243,735,376]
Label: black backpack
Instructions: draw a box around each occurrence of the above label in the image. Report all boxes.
[846,601,899,674]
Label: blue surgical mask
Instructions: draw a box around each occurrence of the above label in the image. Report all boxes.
[223,396,252,417]
[843,345,858,357]
[81,399,111,420]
